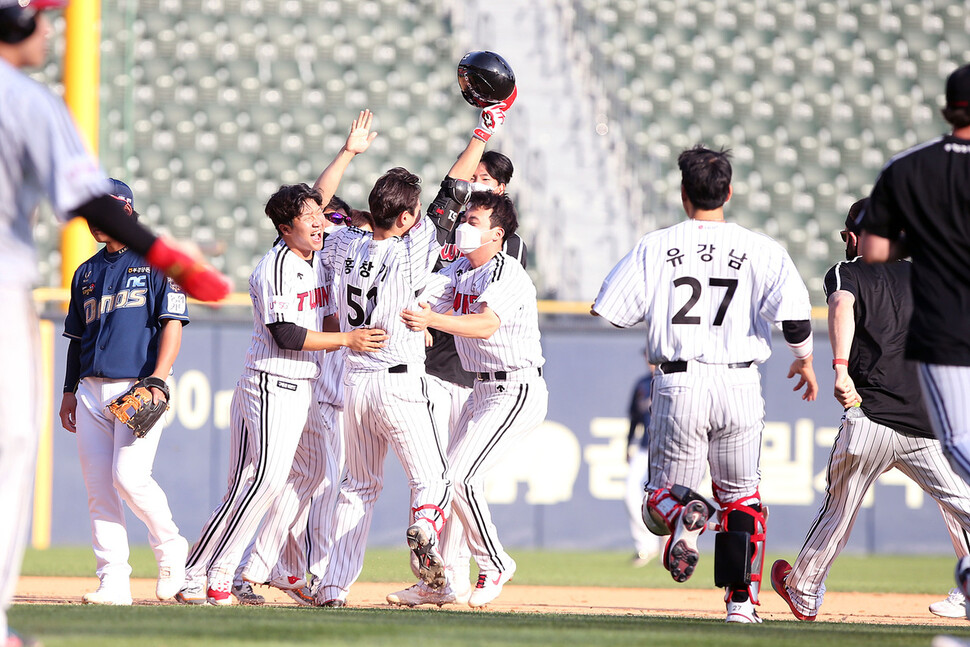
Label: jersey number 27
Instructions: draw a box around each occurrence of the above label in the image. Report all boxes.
[671,277,737,326]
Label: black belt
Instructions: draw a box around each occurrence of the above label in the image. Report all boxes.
[660,361,753,374]
[388,364,408,374]
[476,367,542,381]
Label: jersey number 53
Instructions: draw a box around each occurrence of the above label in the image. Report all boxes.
[671,276,737,326]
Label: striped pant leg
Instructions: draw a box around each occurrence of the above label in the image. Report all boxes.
[305,408,344,579]
[0,288,41,641]
[448,379,549,574]
[381,373,450,533]
[645,372,713,492]
[707,367,764,501]
[185,373,309,583]
[893,433,970,559]
[318,375,388,601]
[787,409,893,616]
[919,363,970,485]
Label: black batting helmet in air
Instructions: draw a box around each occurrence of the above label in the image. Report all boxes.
[457,51,516,108]
[0,0,67,44]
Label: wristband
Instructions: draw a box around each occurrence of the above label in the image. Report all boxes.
[832,359,849,369]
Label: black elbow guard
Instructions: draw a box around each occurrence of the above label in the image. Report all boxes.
[426,178,473,232]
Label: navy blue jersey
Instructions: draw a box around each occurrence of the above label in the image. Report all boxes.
[627,371,655,450]
[64,247,190,379]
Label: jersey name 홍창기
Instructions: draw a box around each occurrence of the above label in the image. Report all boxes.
[63,247,189,379]
[593,219,811,364]
[243,241,335,380]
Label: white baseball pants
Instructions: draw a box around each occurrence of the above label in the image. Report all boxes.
[185,370,309,585]
[75,377,183,586]
[318,368,450,601]
[786,406,970,616]
[626,446,662,559]
[919,363,970,486]
[440,375,548,576]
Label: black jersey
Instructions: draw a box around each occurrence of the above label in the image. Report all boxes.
[863,134,970,366]
[425,227,528,387]
[823,258,933,438]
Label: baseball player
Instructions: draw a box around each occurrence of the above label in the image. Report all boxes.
[771,198,970,621]
[237,116,381,605]
[176,183,386,605]
[858,63,970,608]
[625,354,662,567]
[58,180,190,605]
[393,191,547,607]
[592,146,817,623]
[0,2,227,643]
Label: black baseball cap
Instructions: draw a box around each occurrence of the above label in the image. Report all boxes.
[946,64,970,109]
[845,197,869,234]
[108,177,136,218]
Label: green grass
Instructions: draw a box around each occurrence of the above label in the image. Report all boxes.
[7,604,960,647]
[21,546,959,594]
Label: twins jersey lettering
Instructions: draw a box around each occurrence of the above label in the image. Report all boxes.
[0,58,112,287]
[426,252,543,374]
[593,220,811,364]
[243,241,335,379]
[64,248,189,379]
[322,219,440,371]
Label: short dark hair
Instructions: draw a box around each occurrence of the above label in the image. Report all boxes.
[265,183,322,233]
[677,146,732,210]
[368,167,421,230]
[466,191,517,241]
[480,151,514,186]
[350,209,374,229]
[326,195,352,217]
[845,196,869,234]
[942,106,970,129]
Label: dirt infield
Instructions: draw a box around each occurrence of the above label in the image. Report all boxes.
[13,576,968,626]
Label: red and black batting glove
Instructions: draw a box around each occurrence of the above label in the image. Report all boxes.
[146,238,231,302]
[473,102,509,143]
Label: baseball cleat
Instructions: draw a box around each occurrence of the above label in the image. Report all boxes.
[265,574,308,591]
[770,559,816,621]
[231,582,265,606]
[387,581,460,607]
[174,582,207,605]
[930,588,968,619]
[725,590,762,623]
[407,523,445,589]
[82,578,132,606]
[318,598,346,608]
[155,537,188,601]
[664,500,708,583]
[206,580,233,606]
[468,562,516,608]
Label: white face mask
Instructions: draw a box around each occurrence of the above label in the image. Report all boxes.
[468,181,495,193]
[455,222,485,254]
[324,224,344,235]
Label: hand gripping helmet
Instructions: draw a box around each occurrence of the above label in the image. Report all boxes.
[0,0,68,44]
[457,51,516,108]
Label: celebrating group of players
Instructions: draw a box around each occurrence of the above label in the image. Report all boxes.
[4,0,970,643]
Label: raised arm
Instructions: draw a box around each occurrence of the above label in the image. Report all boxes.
[312,109,378,206]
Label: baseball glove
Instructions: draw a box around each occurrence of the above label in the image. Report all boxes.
[107,377,170,438]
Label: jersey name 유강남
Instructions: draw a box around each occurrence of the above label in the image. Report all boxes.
[244,241,335,380]
[426,252,544,374]
[63,247,189,380]
[0,59,112,287]
[593,219,811,364]
[322,217,441,372]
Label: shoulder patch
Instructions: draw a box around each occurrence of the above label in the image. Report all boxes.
[168,292,187,314]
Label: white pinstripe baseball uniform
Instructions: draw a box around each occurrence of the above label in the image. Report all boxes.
[779,257,970,618]
[593,219,811,502]
[426,252,548,587]
[0,56,114,640]
[183,240,334,594]
[317,219,450,603]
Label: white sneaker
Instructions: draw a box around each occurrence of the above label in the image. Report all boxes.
[407,521,445,589]
[451,576,472,605]
[175,580,207,605]
[931,588,968,619]
[725,590,762,623]
[387,581,460,607]
[82,578,132,606]
[231,582,265,606]
[156,537,188,600]
[468,562,516,608]
[266,573,308,591]
[664,500,709,583]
